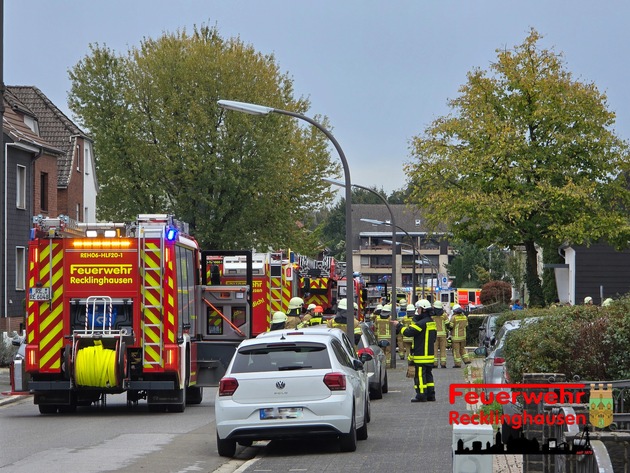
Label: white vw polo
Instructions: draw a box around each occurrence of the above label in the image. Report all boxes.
[214,332,369,456]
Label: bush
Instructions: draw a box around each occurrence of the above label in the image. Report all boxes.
[504,298,630,382]
[480,280,512,306]
[0,339,18,367]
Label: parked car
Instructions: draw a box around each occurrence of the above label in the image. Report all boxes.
[475,317,540,441]
[215,332,370,456]
[356,322,388,399]
[478,313,500,347]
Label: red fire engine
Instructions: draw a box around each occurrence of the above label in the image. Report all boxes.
[25,215,252,414]
[296,254,342,315]
[208,251,297,336]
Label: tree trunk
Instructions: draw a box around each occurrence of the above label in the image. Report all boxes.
[524,240,544,307]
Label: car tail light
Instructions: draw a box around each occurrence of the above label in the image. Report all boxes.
[219,377,239,396]
[323,372,346,391]
[357,347,375,357]
[493,357,505,366]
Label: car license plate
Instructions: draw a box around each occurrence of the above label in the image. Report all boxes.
[260,407,303,420]
[29,287,51,301]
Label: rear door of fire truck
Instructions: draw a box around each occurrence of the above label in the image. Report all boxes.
[195,250,252,386]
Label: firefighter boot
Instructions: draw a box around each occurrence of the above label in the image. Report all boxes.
[427,387,436,402]
[411,394,427,403]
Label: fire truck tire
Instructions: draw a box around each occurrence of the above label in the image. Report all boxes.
[39,404,58,414]
[148,403,167,413]
[62,344,73,380]
[117,341,127,385]
[217,432,236,457]
[187,386,203,405]
[169,385,186,413]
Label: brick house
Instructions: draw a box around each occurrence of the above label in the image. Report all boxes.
[0,87,98,332]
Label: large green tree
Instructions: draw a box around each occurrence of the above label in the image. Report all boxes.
[68,25,340,252]
[405,29,630,307]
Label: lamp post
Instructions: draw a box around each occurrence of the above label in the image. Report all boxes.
[217,100,355,344]
[415,255,439,298]
[382,238,419,300]
[325,180,397,369]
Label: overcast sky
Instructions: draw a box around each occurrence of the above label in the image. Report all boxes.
[6,1,630,194]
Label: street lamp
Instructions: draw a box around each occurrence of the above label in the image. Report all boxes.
[325,179,397,369]
[415,256,439,298]
[382,239,418,300]
[218,100,355,344]
[362,218,418,303]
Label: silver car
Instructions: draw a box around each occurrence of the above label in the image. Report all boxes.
[356,323,388,400]
[215,332,370,456]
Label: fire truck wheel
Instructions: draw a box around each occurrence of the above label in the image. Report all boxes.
[148,403,167,413]
[169,385,186,413]
[39,404,58,414]
[117,341,127,384]
[62,344,73,381]
[187,386,203,405]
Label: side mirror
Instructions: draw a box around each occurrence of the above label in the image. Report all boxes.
[12,338,22,347]
[352,359,364,371]
[378,340,390,348]
[474,346,488,357]
[359,352,373,363]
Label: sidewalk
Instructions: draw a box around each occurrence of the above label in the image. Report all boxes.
[0,367,30,406]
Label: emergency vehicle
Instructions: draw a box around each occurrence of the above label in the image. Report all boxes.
[210,251,297,336]
[296,253,343,315]
[25,215,252,414]
[457,288,482,309]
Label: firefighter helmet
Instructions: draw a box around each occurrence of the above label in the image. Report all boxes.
[381,304,392,314]
[602,298,613,307]
[433,301,443,309]
[406,303,416,313]
[452,304,464,314]
[417,299,431,310]
[374,304,383,313]
[314,305,324,314]
[337,298,349,311]
[288,297,304,310]
[584,296,593,305]
[353,302,358,310]
[272,311,287,323]
[307,303,317,311]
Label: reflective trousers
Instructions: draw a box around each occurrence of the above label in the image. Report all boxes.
[414,363,435,400]
[433,336,447,367]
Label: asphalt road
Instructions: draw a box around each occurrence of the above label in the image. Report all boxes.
[0,355,476,473]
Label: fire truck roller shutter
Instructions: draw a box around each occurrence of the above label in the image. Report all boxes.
[74,340,122,388]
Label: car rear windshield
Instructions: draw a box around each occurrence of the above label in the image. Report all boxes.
[231,342,332,373]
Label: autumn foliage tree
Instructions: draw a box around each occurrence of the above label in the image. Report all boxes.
[405,29,630,307]
[68,25,340,253]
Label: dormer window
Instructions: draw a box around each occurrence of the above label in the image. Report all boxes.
[23,115,39,134]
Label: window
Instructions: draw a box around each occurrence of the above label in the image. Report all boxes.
[40,172,48,211]
[16,165,26,209]
[16,247,26,290]
[84,146,91,175]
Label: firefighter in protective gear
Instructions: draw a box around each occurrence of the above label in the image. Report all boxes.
[269,311,287,331]
[375,304,393,366]
[432,301,448,368]
[307,305,325,325]
[398,303,415,360]
[327,298,361,339]
[450,304,470,367]
[298,303,317,327]
[285,297,304,329]
[371,304,383,325]
[396,299,436,402]
[401,305,415,372]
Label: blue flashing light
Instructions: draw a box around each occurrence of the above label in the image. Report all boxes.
[166,227,177,241]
